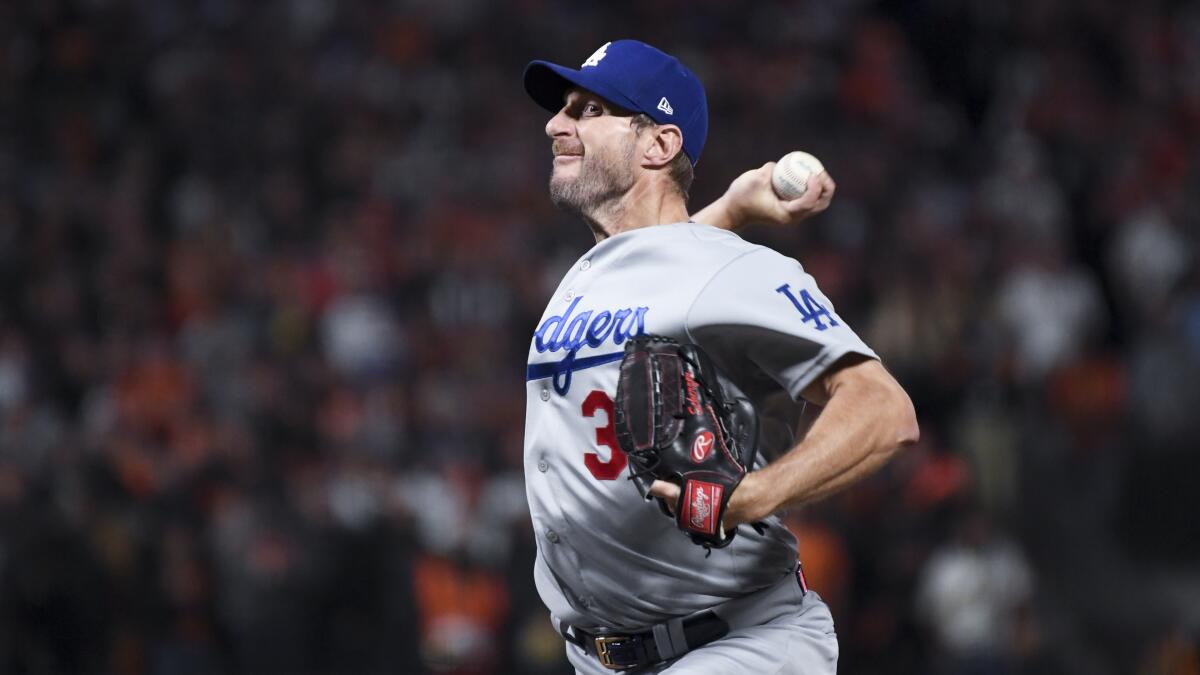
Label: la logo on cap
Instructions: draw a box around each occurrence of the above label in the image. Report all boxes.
[582,42,610,68]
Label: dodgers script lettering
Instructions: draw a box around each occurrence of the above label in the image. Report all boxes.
[526,295,650,395]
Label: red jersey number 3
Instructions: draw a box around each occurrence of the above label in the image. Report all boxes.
[581,390,627,480]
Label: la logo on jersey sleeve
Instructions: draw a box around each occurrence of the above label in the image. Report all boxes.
[775,284,840,331]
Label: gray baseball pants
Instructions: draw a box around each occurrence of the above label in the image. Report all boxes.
[565,571,838,674]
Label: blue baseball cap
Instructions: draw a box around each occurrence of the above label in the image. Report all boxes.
[524,40,708,165]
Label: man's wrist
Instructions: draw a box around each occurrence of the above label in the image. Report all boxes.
[726,471,774,526]
[717,191,747,230]
[695,192,742,232]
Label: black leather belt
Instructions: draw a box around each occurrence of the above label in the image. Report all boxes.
[561,611,730,671]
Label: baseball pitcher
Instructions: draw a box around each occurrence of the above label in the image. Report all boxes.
[521,39,919,674]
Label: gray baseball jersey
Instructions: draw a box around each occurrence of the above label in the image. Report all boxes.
[523,222,877,631]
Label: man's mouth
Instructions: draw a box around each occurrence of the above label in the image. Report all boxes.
[552,140,583,160]
[552,151,582,169]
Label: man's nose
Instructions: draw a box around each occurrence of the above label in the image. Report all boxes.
[545,109,572,138]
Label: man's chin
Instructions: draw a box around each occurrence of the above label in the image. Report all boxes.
[548,172,577,195]
[548,180,585,215]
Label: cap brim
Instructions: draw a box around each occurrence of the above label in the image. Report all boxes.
[523,60,641,115]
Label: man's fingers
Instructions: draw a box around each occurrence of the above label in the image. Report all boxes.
[748,163,774,193]
[649,480,680,516]
[648,479,680,502]
[814,174,836,209]
[811,172,834,196]
[783,182,823,213]
[783,172,835,214]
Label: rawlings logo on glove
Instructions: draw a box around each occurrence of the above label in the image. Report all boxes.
[613,335,764,550]
[691,432,714,462]
[686,482,721,534]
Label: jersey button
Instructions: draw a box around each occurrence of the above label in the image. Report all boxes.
[540,388,550,402]
[546,529,560,544]
[564,289,575,301]
[537,460,548,472]
[580,259,591,271]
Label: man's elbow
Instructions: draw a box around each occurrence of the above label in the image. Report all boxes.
[863,370,918,453]
[888,385,920,449]
[829,358,919,452]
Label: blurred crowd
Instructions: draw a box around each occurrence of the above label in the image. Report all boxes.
[0,0,1198,673]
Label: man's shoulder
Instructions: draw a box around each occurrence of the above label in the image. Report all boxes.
[654,223,787,269]
[676,224,805,277]
[610,223,803,293]
[674,222,756,251]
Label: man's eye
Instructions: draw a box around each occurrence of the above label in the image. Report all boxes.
[583,103,602,115]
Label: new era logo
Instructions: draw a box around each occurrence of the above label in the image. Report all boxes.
[582,42,611,68]
[657,97,674,115]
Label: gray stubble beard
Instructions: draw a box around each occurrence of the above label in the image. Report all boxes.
[548,142,636,220]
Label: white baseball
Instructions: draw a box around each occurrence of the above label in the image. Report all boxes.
[771,151,826,200]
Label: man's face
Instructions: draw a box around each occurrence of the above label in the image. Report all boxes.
[545,88,639,216]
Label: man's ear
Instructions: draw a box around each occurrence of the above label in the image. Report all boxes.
[642,125,684,169]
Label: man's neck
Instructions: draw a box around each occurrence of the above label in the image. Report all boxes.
[584,181,689,242]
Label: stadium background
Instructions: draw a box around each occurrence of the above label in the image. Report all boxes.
[1,0,1198,673]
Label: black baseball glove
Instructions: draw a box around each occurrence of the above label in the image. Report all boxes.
[613,335,762,549]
